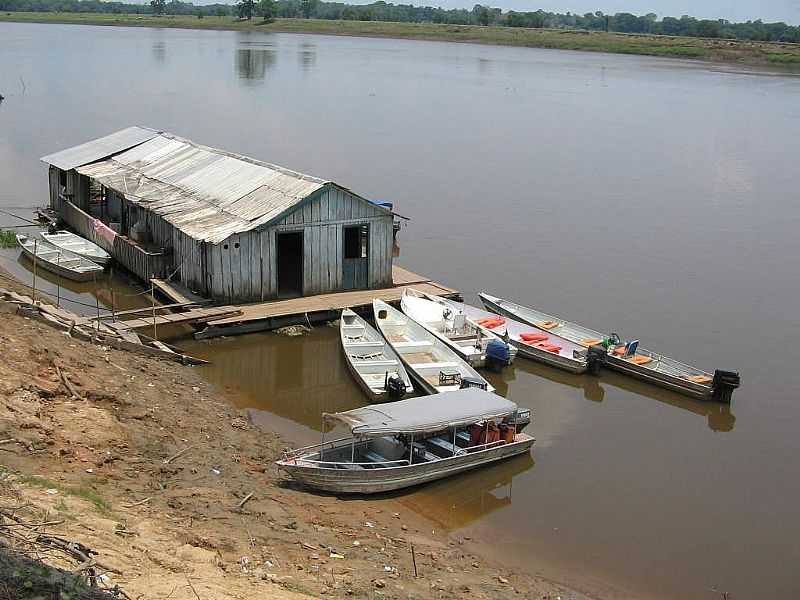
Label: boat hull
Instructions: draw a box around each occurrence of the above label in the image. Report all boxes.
[479,295,587,374]
[278,436,535,494]
[41,231,111,266]
[18,240,103,283]
[340,309,412,402]
[603,356,711,400]
[481,293,716,400]
[511,340,587,374]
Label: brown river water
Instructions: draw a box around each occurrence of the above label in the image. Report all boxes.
[1,22,799,600]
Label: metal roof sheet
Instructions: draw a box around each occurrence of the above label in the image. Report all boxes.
[40,126,160,171]
[68,128,382,244]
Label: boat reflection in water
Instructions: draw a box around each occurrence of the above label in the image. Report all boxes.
[185,328,370,435]
[501,355,734,433]
[400,452,534,530]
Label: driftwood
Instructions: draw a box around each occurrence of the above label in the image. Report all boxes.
[0,287,209,366]
[236,492,254,510]
[164,445,196,465]
[55,363,82,400]
[122,497,152,509]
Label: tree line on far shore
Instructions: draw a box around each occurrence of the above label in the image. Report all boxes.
[2,0,799,43]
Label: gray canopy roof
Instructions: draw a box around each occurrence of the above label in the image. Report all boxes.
[326,389,518,437]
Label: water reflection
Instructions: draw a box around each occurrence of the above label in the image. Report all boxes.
[0,249,148,316]
[601,370,736,432]
[152,41,166,64]
[187,328,365,430]
[298,42,316,71]
[511,358,734,432]
[236,48,275,84]
[401,452,534,530]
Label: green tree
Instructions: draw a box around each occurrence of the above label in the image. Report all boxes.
[257,0,275,21]
[237,0,255,19]
[696,19,722,38]
[472,4,489,26]
[300,0,318,19]
[150,0,165,15]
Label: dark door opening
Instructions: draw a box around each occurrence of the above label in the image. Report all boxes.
[343,224,369,290]
[277,231,303,298]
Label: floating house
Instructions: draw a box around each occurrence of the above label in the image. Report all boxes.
[42,127,397,302]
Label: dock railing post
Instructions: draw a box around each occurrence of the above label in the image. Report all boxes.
[31,239,38,305]
[55,251,61,308]
[94,273,100,332]
[151,278,157,341]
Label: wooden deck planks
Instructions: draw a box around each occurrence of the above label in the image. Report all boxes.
[110,306,243,332]
[205,266,458,327]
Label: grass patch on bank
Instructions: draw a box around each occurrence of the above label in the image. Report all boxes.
[0,12,798,67]
[0,229,18,248]
[2,467,112,514]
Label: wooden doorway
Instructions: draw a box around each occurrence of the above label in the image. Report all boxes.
[277,231,304,298]
[343,224,369,290]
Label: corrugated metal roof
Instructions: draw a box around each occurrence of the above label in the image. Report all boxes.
[67,128,377,244]
[40,126,160,171]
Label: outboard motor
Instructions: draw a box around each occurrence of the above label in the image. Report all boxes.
[485,339,512,373]
[711,369,740,404]
[385,372,407,400]
[460,377,488,391]
[586,344,607,375]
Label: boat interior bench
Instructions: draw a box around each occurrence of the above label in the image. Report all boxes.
[362,450,392,466]
[411,443,439,463]
[425,436,464,457]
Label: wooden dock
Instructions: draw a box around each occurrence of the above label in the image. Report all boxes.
[99,266,457,339]
[195,266,459,339]
[107,306,243,333]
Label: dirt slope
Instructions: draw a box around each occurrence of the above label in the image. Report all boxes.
[0,293,578,600]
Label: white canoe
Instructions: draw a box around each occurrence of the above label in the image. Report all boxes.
[401,288,516,368]
[479,292,740,402]
[373,299,494,395]
[16,233,104,283]
[41,230,111,266]
[340,309,413,402]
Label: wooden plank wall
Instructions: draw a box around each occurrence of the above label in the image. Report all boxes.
[54,198,169,281]
[192,185,394,303]
[48,167,60,209]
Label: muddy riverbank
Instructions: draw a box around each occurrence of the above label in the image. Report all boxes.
[0,268,582,600]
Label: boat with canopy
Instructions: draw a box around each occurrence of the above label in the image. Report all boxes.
[276,388,535,494]
[479,292,740,402]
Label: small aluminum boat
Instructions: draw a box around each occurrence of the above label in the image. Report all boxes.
[400,288,515,369]
[276,388,534,494]
[433,294,588,374]
[373,299,495,394]
[340,309,413,402]
[41,230,111,266]
[479,292,740,402]
[16,233,105,283]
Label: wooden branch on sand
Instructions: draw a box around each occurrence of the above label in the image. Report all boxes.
[237,492,254,510]
[54,362,81,400]
[164,445,196,464]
